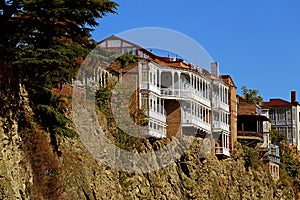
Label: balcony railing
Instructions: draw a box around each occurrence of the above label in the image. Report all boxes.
[140,83,160,94]
[160,88,210,107]
[271,120,296,126]
[140,127,166,138]
[147,110,166,123]
[160,88,180,97]
[212,121,229,132]
[215,147,230,157]
[182,115,211,131]
[268,155,280,164]
[212,99,229,112]
[237,131,263,140]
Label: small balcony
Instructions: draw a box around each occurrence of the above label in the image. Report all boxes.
[215,147,230,157]
[268,155,280,164]
[182,115,211,132]
[212,121,229,132]
[160,88,211,107]
[140,83,160,95]
[190,92,211,107]
[140,127,166,138]
[160,88,180,98]
[237,131,263,141]
[212,99,229,112]
[237,114,268,142]
[271,120,296,126]
[147,110,166,123]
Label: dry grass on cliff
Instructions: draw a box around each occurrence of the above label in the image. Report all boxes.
[20,124,63,200]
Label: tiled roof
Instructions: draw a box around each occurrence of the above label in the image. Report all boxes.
[98,35,208,73]
[99,35,230,81]
[220,75,236,87]
[262,99,294,107]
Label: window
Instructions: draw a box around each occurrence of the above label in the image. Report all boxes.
[292,107,296,121]
[192,104,196,116]
[131,47,136,55]
[141,94,149,110]
[287,109,292,121]
[156,98,160,113]
[107,40,121,47]
[277,108,285,121]
[213,111,219,121]
[99,42,106,47]
[278,127,285,135]
[269,110,275,121]
[123,48,129,54]
[150,99,153,110]
[142,63,149,70]
[203,109,206,122]
[142,72,148,82]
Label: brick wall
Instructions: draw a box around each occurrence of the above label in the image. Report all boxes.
[238,103,257,115]
[221,76,238,150]
[164,100,182,138]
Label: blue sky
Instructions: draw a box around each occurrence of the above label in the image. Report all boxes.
[92,0,300,101]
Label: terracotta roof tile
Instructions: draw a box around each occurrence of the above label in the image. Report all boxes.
[262,99,293,107]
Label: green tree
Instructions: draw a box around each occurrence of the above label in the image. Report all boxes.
[0,0,118,137]
[241,86,263,103]
[243,145,260,170]
[270,128,287,146]
[1,0,118,82]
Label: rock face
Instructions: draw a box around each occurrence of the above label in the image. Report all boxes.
[57,137,294,200]
[1,129,295,200]
[0,114,32,200]
[0,87,296,199]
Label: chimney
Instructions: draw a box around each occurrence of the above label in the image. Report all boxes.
[211,62,219,77]
[291,91,296,103]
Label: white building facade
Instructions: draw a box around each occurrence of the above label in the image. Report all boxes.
[138,60,230,157]
[263,91,300,151]
[96,35,232,157]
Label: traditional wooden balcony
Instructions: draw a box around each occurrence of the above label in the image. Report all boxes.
[160,88,210,107]
[215,147,230,157]
[268,155,280,164]
[237,114,268,142]
[146,110,166,123]
[237,131,263,141]
[212,121,230,132]
[140,127,167,138]
[139,82,161,95]
[182,114,211,132]
[212,98,230,112]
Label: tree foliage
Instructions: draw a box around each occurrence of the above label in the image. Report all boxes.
[270,128,287,146]
[269,130,300,198]
[117,54,140,68]
[0,0,118,137]
[242,145,260,170]
[241,86,263,104]
[0,0,117,48]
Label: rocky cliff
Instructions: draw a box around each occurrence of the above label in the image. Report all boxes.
[0,86,296,200]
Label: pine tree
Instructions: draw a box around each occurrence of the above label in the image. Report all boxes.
[0,0,118,137]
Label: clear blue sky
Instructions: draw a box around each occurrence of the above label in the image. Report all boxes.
[92,0,300,102]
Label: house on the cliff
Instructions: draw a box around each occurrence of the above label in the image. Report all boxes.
[76,35,239,158]
[262,91,300,151]
[237,96,280,180]
[237,95,269,146]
